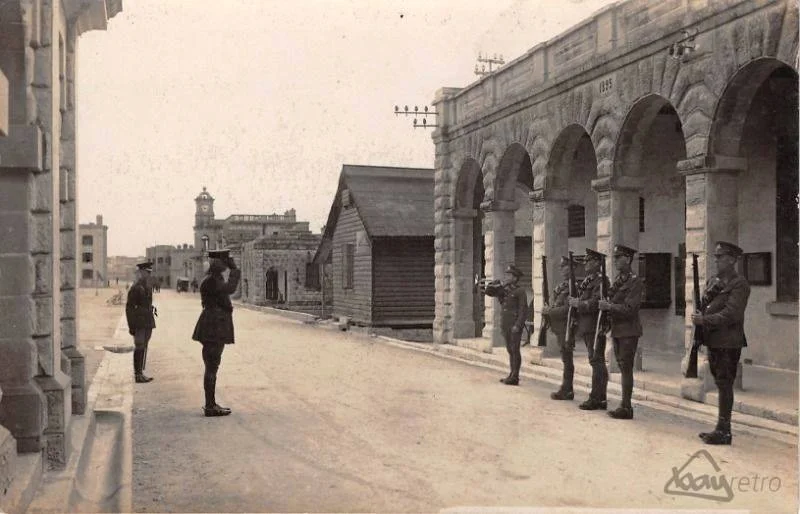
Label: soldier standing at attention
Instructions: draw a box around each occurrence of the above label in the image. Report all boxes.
[544,256,576,400]
[192,249,241,417]
[598,244,644,420]
[691,241,750,445]
[126,261,157,384]
[568,249,610,410]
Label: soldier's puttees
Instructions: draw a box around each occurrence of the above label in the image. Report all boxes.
[598,244,644,420]
[482,264,528,385]
[544,256,577,400]
[192,249,242,417]
[691,241,751,445]
[568,249,610,410]
[126,260,157,384]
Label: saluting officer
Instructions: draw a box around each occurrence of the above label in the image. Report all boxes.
[544,256,576,400]
[691,241,750,445]
[192,249,242,417]
[598,244,644,420]
[126,261,157,383]
[568,249,610,410]
[490,264,528,386]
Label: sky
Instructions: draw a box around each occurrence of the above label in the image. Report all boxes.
[76,0,618,257]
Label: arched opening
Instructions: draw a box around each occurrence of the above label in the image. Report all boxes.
[453,159,486,338]
[614,95,687,355]
[547,124,598,257]
[265,267,280,303]
[489,143,533,346]
[710,59,798,369]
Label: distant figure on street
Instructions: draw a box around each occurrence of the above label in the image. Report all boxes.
[191,278,198,293]
[126,261,157,383]
[192,249,241,417]
[692,241,750,445]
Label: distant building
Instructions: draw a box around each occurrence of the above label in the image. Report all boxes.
[107,255,145,285]
[145,244,196,290]
[78,215,109,288]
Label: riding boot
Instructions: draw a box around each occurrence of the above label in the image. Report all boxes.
[133,349,152,383]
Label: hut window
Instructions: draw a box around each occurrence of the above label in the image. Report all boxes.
[342,244,354,289]
[567,205,585,238]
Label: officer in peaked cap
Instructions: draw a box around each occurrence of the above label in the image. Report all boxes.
[488,264,529,386]
[598,244,644,420]
[192,249,241,417]
[543,256,577,400]
[568,249,610,410]
[126,261,157,383]
[691,241,750,445]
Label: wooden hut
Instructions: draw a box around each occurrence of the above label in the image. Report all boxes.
[313,165,435,329]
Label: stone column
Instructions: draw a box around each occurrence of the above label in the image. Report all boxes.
[480,200,516,348]
[678,157,745,400]
[592,175,644,373]
[529,179,569,362]
[30,0,72,470]
[60,31,85,415]
[451,208,478,339]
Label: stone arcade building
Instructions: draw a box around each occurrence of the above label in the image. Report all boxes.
[430,0,798,401]
[0,0,122,506]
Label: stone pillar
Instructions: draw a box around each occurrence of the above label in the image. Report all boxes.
[592,175,644,373]
[451,208,478,339]
[60,32,85,415]
[480,201,516,347]
[30,0,72,470]
[529,180,569,362]
[678,158,744,400]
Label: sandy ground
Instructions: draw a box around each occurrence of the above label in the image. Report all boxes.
[78,287,126,386]
[128,291,798,513]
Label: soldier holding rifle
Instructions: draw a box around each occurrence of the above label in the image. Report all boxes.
[126,261,157,384]
[480,264,528,385]
[691,241,750,445]
[568,249,610,410]
[543,255,577,400]
[598,244,644,420]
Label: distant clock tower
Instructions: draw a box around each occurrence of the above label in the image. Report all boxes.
[194,186,215,251]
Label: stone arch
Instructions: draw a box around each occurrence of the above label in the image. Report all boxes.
[709,57,797,160]
[546,123,594,181]
[614,94,687,177]
[454,157,483,209]
[494,142,533,202]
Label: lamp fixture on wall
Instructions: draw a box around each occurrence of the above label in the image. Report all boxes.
[669,29,699,62]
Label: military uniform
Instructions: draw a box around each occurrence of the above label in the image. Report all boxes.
[192,249,242,417]
[487,264,528,385]
[604,244,644,420]
[697,241,750,444]
[573,249,610,409]
[126,261,156,383]
[547,256,575,399]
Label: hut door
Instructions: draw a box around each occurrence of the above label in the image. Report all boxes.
[265,268,279,302]
[472,215,485,337]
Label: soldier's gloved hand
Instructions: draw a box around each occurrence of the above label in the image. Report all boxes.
[511,326,520,333]
[541,306,550,316]
[691,313,704,326]
[568,297,580,308]
[598,300,611,311]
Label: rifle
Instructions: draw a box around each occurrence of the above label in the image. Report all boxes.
[592,256,607,356]
[685,253,703,378]
[565,251,577,342]
[537,255,550,346]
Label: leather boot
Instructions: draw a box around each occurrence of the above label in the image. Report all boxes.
[701,417,732,445]
[133,349,153,383]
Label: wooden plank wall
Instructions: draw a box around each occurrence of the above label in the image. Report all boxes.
[332,205,373,324]
[372,237,435,326]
